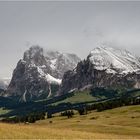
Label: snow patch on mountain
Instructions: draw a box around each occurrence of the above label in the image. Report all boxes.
[37,67,45,77]
[22,89,27,102]
[37,66,61,85]
[89,45,140,74]
[50,59,57,70]
[46,74,62,85]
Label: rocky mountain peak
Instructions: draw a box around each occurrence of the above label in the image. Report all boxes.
[88,46,140,74]
[23,46,46,66]
[59,46,140,95]
[5,45,80,102]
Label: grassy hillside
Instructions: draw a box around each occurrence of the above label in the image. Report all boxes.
[0,108,11,117]
[49,88,140,106]
[52,90,98,105]
[0,105,140,139]
[0,89,140,118]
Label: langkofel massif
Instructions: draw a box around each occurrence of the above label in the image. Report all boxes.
[5,46,80,102]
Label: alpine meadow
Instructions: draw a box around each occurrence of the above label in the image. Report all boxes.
[0,1,140,139]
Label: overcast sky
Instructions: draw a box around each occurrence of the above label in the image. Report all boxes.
[0,1,140,79]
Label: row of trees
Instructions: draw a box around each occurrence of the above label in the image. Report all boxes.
[60,110,74,118]
[2,95,140,123]
[47,96,140,119]
[1,112,46,123]
[86,96,140,112]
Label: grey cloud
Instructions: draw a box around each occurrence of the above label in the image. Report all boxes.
[0,1,140,78]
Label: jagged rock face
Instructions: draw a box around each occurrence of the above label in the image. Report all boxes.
[59,46,140,95]
[44,50,81,79]
[6,60,50,101]
[24,47,45,66]
[23,46,80,79]
[6,46,80,102]
[23,46,52,75]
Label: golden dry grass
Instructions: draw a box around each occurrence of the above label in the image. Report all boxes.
[0,105,140,139]
[0,122,137,139]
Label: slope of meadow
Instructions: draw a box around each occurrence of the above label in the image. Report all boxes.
[0,105,140,139]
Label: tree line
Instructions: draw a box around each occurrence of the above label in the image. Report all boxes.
[1,94,140,123]
[1,111,46,123]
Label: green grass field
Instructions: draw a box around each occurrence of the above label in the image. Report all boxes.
[0,105,140,139]
[52,91,99,105]
[0,108,11,116]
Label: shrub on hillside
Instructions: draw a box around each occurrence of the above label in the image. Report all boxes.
[61,110,74,118]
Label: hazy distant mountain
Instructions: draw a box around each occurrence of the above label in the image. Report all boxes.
[59,45,140,94]
[0,78,10,90]
[6,46,80,102]
[44,50,81,79]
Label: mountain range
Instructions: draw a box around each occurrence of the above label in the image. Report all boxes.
[1,44,140,102]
